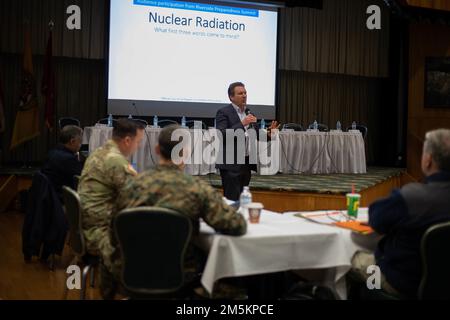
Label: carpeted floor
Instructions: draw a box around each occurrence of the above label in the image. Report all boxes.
[199,167,405,195]
[0,166,405,195]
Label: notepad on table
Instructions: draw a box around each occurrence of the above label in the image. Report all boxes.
[333,220,373,234]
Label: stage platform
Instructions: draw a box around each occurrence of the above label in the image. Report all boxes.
[1,166,414,213]
[200,167,414,212]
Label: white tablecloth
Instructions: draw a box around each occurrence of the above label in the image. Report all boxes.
[82,127,366,175]
[82,126,215,175]
[198,208,370,299]
[276,130,366,174]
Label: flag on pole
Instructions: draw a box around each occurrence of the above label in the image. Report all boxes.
[10,27,40,149]
[42,29,55,131]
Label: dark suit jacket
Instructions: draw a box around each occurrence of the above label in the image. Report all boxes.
[215,104,259,172]
[42,144,83,200]
[369,171,450,297]
[22,171,68,259]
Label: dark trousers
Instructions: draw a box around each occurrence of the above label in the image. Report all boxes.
[219,165,252,201]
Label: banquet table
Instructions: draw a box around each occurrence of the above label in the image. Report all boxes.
[82,126,366,175]
[197,208,372,299]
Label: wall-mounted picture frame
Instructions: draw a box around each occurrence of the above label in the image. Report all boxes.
[425,57,450,108]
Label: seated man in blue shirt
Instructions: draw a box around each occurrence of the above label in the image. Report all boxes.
[42,125,84,200]
[351,128,450,298]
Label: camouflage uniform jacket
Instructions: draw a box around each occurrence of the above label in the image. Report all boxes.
[108,163,247,279]
[78,139,137,261]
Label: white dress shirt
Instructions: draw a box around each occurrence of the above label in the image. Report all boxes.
[232,103,249,130]
[232,103,250,156]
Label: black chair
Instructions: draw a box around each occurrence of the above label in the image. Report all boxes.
[62,186,99,300]
[346,124,368,140]
[418,221,450,300]
[132,118,148,126]
[308,123,329,132]
[157,119,179,128]
[356,221,450,300]
[73,175,80,191]
[186,120,207,130]
[114,207,193,299]
[59,117,80,130]
[97,118,118,126]
[282,123,303,131]
[22,171,67,270]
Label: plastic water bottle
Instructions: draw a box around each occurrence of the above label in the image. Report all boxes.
[128,114,133,119]
[131,160,138,173]
[181,116,186,127]
[239,186,252,216]
[153,115,158,128]
[107,114,113,127]
[214,119,216,128]
[352,121,357,130]
[260,119,266,129]
[336,121,341,131]
[313,120,318,131]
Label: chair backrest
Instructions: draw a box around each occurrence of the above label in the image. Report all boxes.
[186,120,207,130]
[62,186,85,257]
[282,123,303,131]
[114,207,192,295]
[97,118,118,125]
[418,221,450,299]
[27,171,50,206]
[346,124,368,139]
[132,118,148,126]
[73,175,81,190]
[308,123,329,132]
[23,171,64,258]
[157,119,179,127]
[59,117,80,130]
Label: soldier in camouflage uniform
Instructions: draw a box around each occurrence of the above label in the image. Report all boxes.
[78,118,144,297]
[104,125,247,298]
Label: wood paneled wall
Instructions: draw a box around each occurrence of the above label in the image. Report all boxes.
[405,0,450,12]
[407,23,450,180]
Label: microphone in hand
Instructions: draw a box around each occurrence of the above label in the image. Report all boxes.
[243,108,257,127]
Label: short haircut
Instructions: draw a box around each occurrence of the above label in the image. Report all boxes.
[228,82,245,98]
[424,129,450,172]
[59,125,83,144]
[112,118,145,139]
[158,124,186,160]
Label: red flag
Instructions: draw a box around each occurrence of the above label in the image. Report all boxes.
[42,30,55,131]
[10,27,40,149]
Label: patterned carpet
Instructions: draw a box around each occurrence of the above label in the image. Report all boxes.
[0,166,405,195]
[199,167,405,195]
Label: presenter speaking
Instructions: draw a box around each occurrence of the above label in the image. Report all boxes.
[215,82,278,201]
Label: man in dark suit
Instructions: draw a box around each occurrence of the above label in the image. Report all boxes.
[350,128,450,298]
[42,125,84,200]
[215,82,278,200]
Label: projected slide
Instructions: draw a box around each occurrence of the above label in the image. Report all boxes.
[108,0,278,118]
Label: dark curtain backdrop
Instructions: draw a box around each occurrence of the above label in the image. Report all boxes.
[0,0,106,59]
[1,0,392,165]
[278,70,383,162]
[0,0,107,164]
[278,0,389,77]
[0,54,105,163]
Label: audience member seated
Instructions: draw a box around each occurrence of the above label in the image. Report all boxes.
[78,118,144,262]
[101,125,247,299]
[41,125,84,201]
[350,128,450,298]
